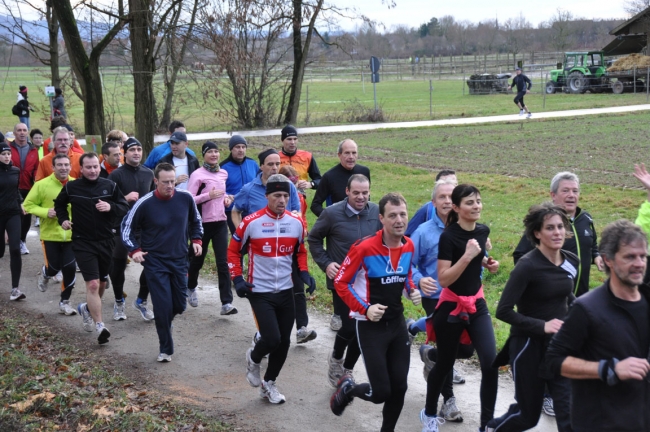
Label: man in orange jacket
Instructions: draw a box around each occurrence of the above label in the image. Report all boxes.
[36,127,81,181]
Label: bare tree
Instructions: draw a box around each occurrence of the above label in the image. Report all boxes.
[504,14,531,62]
[0,0,63,86]
[624,0,650,14]
[198,0,291,128]
[548,9,575,53]
[52,0,127,137]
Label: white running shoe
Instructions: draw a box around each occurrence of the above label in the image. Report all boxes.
[59,300,77,315]
[132,299,154,321]
[113,301,127,321]
[526,112,532,119]
[77,303,95,332]
[188,289,198,307]
[328,352,345,388]
[220,303,238,315]
[34,217,40,227]
[519,109,524,116]
[296,326,317,344]
[420,408,445,432]
[96,322,111,345]
[53,271,63,283]
[452,367,465,384]
[260,380,285,404]
[330,314,342,331]
[246,347,262,387]
[157,353,172,362]
[439,396,463,422]
[20,241,29,255]
[38,265,50,292]
[10,288,26,301]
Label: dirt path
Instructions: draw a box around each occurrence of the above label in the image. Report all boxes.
[2,230,558,431]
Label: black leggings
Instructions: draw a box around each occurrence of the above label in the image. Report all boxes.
[19,189,31,242]
[43,241,76,301]
[188,221,232,304]
[513,91,526,107]
[352,317,410,432]
[249,289,295,382]
[0,214,22,287]
[426,299,498,429]
[489,336,572,432]
[332,287,362,370]
[422,297,474,402]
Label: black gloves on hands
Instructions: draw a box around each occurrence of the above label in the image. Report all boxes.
[300,271,317,295]
[233,276,254,298]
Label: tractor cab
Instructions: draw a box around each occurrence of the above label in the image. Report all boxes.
[547,51,607,94]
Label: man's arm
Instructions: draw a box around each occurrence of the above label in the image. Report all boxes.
[525,75,532,90]
[512,232,535,265]
[227,219,249,279]
[35,158,47,182]
[23,184,49,219]
[53,184,71,226]
[307,156,322,188]
[307,209,334,272]
[310,175,329,217]
[333,241,369,316]
[109,184,130,219]
[187,194,204,241]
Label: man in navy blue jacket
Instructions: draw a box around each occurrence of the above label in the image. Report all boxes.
[122,163,203,362]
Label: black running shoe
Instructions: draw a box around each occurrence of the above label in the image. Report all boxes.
[330,375,355,416]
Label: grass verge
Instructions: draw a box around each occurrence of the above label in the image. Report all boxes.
[0,306,231,432]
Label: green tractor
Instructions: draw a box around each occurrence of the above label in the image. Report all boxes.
[546,51,608,94]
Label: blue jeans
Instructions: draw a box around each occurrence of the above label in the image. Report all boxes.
[18,116,30,129]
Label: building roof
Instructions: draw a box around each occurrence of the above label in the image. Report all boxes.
[603,34,648,55]
[610,7,650,35]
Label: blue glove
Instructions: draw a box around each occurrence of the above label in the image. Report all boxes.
[233,276,254,298]
[300,271,316,295]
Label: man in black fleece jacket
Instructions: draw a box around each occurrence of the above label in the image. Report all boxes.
[54,153,129,345]
[507,67,532,118]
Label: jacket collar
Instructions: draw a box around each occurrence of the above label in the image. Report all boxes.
[343,198,369,217]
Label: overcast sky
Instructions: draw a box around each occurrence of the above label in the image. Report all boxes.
[339,0,630,30]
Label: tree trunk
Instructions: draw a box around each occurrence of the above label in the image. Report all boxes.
[129,0,156,155]
[283,0,323,126]
[52,0,125,138]
[47,4,60,87]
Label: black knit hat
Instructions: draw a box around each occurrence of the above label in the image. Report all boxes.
[228,135,247,150]
[258,148,279,165]
[281,125,298,141]
[123,137,142,152]
[202,141,219,156]
[0,141,11,153]
[265,176,292,195]
[19,85,27,93]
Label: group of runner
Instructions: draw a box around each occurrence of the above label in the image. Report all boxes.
[2,119,650,431]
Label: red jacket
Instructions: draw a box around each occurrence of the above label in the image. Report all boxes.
[10,141,39,190]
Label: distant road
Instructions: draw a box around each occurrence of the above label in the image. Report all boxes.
[78,104,650,145]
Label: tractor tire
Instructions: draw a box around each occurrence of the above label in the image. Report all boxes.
[612,80,625,94]
[545,81,557,94]
[568,71,588,94]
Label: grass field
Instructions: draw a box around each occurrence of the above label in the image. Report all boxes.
[1,66,649,135]
[194,111,648,345]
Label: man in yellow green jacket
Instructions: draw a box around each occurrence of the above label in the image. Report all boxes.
[24,153,77,315]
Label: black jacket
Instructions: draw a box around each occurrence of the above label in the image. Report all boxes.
[108,163,154,208]
[310,163,371,217]
[511,74,532,92]
[0,161,22,217]
[546,281,650,432]
[307,199,381,290]
[54,176,129,241]
[159,151,200,179]
[513,207,599,296]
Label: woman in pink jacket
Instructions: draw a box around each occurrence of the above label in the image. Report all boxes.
[187,141,237,315]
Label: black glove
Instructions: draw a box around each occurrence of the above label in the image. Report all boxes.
[300,271,316,295]
[233,276,254,298]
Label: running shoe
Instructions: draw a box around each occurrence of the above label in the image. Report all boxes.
[452,367,466,384]
[485,419,497,432]
[420,409,445,432]
[542,396,555,416]
[34,217,40,227]
[220,303,238,315]
[38,265,50,292]
[439,396,463,422]
[328,351,345,388]
[96,322,111,345]
[59,300,77,315]
[296,326,317,344]
[187,289,198,307]
[132,299,154,321]
[53,271,63,283]
[113,301,127,321]
[77,303,94,332]
[9,288,26,301]
[342,368,355,383]
[246,347,262,387]
[419,345,435,382]
[330,314,342,331]
[20,241,29,255]
[406,318,416,346]
[526,112,532,119]
[157,353,172,362]
[330,375,355,416]
[260,380,285,404]
[519,109,524,116]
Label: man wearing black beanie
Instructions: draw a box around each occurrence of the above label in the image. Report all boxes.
[220,134,259,234]
[278,125,321,345]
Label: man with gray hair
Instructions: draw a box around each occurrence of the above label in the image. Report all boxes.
[514,171,603,297]
[311,139,370,218]
[228,173,316,405]
[546,219,650,432]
